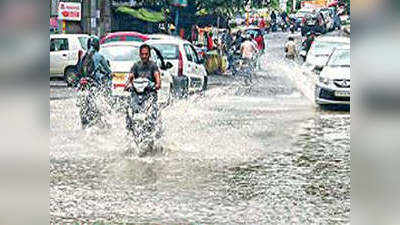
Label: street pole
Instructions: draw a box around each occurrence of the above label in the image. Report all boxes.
[174,7,180,36]
[293,0,296,11]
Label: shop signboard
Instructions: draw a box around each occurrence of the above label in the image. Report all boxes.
[58,2,81,21]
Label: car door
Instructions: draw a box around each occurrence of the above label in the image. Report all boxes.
[183,43,202,90]
[188,44,206,90]
[50,38,70,75]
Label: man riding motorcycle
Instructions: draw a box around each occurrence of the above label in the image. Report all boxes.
[237,35,259,80]
[299,31,316,61]
[241,35,259,64]
[76,36,112,128]
[125,44,161,128]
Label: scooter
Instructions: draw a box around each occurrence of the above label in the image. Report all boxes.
[76,77,108,129]
[125,77,160,156]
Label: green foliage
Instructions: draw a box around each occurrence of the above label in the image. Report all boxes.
[116,6,166,22]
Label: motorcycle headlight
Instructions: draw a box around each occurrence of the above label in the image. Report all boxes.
[319,76,330,85]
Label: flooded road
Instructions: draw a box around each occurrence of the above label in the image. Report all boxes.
[50,32,350,224]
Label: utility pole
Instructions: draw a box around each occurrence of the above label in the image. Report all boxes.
[293,0,296,11]
[90,0,98,35]
[174,7,180,36]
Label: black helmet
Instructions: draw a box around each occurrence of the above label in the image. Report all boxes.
[89,35,100,51]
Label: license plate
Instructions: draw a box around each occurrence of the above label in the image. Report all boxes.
[113,73,127,82]
[335,90,350,97]
[112,87,130,97]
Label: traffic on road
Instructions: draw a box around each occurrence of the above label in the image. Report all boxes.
[50,1,350,224]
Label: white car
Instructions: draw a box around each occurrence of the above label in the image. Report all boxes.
[99,41,173,105]
[315,48,350,105]
[303,35,350,73]
[50,34,90,86]
[148,34,182,41]
[145,38,208,97]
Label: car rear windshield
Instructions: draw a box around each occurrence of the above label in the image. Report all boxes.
[151,44,179,60]
[328,49,350,66]
[103,35,144,44]
[100,46,140,61]
[78,37,89,50]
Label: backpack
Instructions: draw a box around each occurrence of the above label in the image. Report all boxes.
[80,51,96,79]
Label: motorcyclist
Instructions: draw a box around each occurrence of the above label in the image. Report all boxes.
[78,36,112,90]
[302,31,316,54]
[240,35,259,67]
[76,36,112,128]
[125,44,161,122]
[233,30,245,52]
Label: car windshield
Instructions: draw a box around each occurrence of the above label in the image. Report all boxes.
[78,37,89,50]
[312,41,349,55]
[99,46,139,61]
[151,44,179,60]
[328,49,350,66]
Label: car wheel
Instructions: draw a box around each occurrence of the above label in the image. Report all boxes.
[64,66,78,87]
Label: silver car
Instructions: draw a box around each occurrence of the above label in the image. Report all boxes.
[315,48,350,105]
[303,36,350,74]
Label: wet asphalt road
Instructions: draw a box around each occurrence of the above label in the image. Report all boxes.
[50,31,350,224]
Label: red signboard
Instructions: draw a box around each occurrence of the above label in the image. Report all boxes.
[58,2,81,21]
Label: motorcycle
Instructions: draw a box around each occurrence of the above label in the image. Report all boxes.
[125,77,160,156]
[76,77,108,129]
[236,57,255,85]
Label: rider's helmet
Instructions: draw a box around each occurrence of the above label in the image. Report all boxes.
[88,35,100,51]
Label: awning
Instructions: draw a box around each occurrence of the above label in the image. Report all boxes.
[116,6,165,23]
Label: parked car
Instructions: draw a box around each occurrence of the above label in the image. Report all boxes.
[50,34,90,86]
[296,7,316,31]
[303,36,350,74]
[99,41,173,105]
[315,48,350,105]
[319,8,335,32]
[99,31,149,44]
[145,39,208,97]
[148,34,182,41]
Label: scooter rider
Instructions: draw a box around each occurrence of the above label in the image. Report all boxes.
[240,35,259,66]
[125,44,161,120]
[78,36,112,89]
[126,44,161,92]
[302,31,316,54]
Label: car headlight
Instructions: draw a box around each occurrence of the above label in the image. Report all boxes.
[319,76,330,85]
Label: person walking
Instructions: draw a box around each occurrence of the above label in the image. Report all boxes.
[284,36,297,60]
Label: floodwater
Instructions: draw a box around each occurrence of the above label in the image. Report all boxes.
[50,32,350,224]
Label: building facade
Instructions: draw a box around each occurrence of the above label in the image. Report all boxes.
[50,0,111,36]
